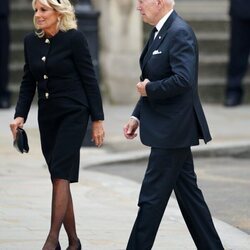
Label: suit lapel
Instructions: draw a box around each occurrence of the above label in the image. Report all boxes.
[141,11,178,72]
[139,39,150,69]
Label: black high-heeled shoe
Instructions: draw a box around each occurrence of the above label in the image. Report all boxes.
[77,239,82,250]
[66,239,81,250]
[55,242,61,250]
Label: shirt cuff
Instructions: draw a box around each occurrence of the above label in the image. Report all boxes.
[130,116,140,124]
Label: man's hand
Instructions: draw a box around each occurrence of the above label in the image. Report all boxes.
[137,78,150,96]
[91,120,105,147]
[123,118,139,140]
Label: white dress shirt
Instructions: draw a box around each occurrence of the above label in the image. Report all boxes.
[154,9,174,38]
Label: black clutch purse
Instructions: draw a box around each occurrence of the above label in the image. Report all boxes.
[13,127,29,153]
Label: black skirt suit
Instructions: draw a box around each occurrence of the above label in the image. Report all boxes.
[14,29,104,182]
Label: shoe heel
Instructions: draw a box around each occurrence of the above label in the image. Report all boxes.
[55,242,61,250]
[77,239,82,250]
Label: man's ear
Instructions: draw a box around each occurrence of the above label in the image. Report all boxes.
[156,0,161,5]
[156,0,164,7]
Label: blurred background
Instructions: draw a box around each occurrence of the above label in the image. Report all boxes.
[5,0,250,106]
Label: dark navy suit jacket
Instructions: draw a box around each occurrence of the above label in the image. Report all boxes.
[132,11,211,149]
[230,0,250,19]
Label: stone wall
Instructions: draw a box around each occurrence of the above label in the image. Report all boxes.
[92,0,142,104]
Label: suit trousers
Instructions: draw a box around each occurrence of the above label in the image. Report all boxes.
[227,17,250,95]
[126,147,224,250]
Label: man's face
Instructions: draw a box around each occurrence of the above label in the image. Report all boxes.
[137,0,159,25]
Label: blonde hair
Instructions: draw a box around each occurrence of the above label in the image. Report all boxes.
[32,0,77,38]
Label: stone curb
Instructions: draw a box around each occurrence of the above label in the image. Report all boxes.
[214,218,250,250]
[82,141,250,168]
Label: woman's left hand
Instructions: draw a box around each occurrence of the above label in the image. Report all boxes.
[91,120,105,147]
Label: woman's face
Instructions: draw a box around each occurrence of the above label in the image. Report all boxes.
[34,0,60,35]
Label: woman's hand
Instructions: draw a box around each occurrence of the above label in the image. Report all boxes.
[91,120,105,147]
[10,117,25,140]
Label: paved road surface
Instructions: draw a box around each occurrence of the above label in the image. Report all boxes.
[90,157,250,234]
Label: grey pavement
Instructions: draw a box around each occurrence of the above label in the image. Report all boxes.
[0,103,250,249]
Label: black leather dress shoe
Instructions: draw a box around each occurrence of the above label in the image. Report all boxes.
[224,92,242,107]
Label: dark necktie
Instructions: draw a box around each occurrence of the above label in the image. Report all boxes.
[148,27,158,48]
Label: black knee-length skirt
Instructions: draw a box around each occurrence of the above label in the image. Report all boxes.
[38,97,89,183]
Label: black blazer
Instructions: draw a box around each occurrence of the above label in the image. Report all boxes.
[15,29,104,122]
[230,0,250,19]
[0,0,9,17]
[132,11,211,148]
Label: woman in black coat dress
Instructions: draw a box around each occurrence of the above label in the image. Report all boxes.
[10,0,105,249]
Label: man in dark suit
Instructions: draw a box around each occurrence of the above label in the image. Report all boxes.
[225,0,250,106]
[0,0,11,109]
[123,0,224,249]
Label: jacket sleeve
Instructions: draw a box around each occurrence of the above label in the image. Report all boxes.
[71,30,104,121]
[132,97,142,120]
[14,36,36,122]
[145,28,196,100]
